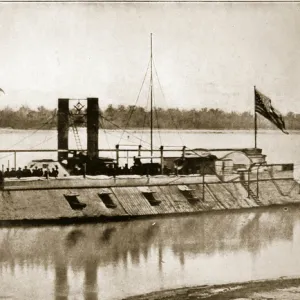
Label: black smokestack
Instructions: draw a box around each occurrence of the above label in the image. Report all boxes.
[87,98,99,159]
[57,98,69,161]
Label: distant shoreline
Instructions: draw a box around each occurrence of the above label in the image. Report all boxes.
[0,105,297,130]
[0,127,299,133]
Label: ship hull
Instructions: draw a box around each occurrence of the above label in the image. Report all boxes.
[1,172,299,225]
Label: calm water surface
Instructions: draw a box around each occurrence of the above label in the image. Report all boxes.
[1,209,300,299]
[1,130,300,299]
[0,128,300,166]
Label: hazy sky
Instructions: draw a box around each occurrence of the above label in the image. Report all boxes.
[0,2,300,113]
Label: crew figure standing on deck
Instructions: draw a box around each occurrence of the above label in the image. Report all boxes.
[16,167,22,179]
[4,168,10,178]
[32,166,39,177]
[10,168,17,177]
[50,167,59,178]
[22,166,32,177]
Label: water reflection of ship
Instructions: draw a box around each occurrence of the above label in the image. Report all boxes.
[54,257,98,300]
[0,209,296,268]
[0,210,297,300]
[54,260,68,300]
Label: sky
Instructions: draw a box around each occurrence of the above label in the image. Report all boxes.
[0,2,300,113]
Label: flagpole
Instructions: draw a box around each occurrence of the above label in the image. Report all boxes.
[254,85,257,149]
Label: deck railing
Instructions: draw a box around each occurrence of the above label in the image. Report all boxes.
[0,146,264,170]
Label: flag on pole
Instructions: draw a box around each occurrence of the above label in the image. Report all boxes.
[255,88,288,134]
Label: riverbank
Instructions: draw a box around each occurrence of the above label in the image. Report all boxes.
[124,277,300,300]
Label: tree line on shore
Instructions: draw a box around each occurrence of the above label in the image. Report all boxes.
[0,104,299,130]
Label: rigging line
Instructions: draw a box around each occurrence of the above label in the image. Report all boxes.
[99,113,151,147]
[2,113,57,151]
[103,130,141,146]
[0,129,56,161]
[0,132,55,161]
[99,109,113,158]
[140,78,152,145]
[0,112,57,161]
[153,59,185,146]
[29,135,56,150]
[150,33,153,158]
[154,105,162,146]
[118,58,151,145]
[0,152,14,160]
[140,106,148,145]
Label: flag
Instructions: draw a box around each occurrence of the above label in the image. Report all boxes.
[255,88,288,134]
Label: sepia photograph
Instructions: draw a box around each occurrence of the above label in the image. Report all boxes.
[1,1,300,299]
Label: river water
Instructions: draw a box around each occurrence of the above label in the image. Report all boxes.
[1,209,300,299]
[1,129,300,299]
[0,128,299,167]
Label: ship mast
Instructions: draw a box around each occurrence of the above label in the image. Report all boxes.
[150,33,153,161]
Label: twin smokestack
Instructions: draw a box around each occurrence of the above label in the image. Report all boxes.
[57,98,99,161]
